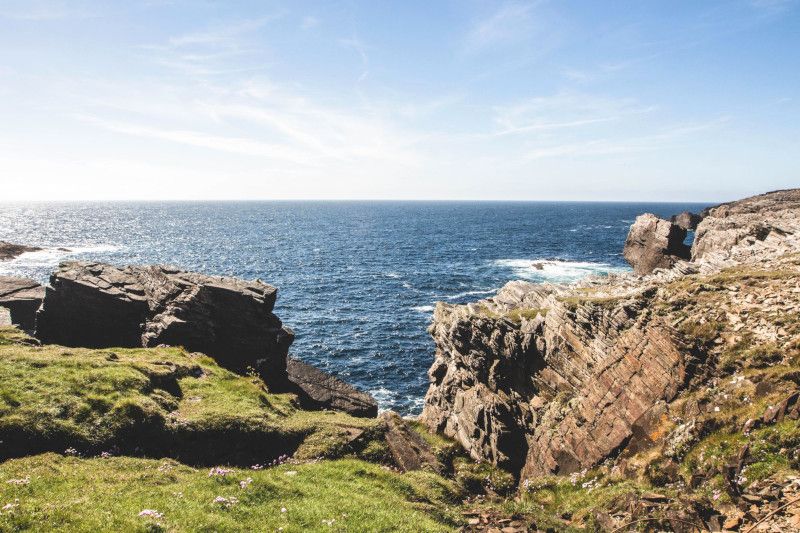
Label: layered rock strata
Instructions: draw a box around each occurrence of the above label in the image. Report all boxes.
[422,189,800,480]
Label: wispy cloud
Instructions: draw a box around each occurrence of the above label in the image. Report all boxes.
[0,0,95,20]
[492,91,656,136]
[76,113,314,164]
[523,118,729,159]
[465,1,538,51]
[339,36,370,82]
[168,16,278,49]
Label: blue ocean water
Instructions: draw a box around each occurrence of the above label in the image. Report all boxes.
[0,201,707,414]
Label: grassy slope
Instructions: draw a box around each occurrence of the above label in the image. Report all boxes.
[0,326,468,531]
[0,327,378,464]
[0,454,459,532]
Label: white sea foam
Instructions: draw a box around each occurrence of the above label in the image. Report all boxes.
[0,244,120,276]
[493,258,628,283]
[411,305,435,313]
[444,288,499,300]
[385,272,401,279]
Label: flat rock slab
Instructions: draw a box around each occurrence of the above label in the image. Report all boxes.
[287,357,378,417]
[36,261,293,382]
[0,276,45,331]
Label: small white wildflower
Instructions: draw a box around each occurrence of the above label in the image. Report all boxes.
[284,470,297,476]
[208,467,234,477]
[322,518,336,526]
[281,507,287,513]
[2,499,20,513]
[5,477,29,486]
[138,509,163,519]
[213,496,239,508]
[239,477,253,489]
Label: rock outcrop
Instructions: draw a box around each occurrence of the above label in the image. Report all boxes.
[422,189,800,482]
[623,213,690,275]
[691,188,800,264]
[670,211,703,231]
[380,411,442,472]
[36,261,294,382]
[0,241,41,261]
[0,276,44,332]
[287,357,378,417]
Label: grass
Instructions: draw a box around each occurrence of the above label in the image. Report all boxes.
[472,304,548,324]
[0,453,461,532]
[0,327,380,465]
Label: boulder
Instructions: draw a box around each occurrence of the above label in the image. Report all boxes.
[670,211,703,231]
[286,357,378,417]
[623,214,690,275]
[380,411,441,472]
[35,261,293,383]
[0,241,41,261]
[0,276,45,332]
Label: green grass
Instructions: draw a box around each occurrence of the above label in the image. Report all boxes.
[0,327,379,465]
[472,305,547,324]
[0,453,461,532]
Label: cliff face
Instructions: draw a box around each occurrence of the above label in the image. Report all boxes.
[421,189,800,482]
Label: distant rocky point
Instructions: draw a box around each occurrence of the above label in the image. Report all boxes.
[0,240,41,261]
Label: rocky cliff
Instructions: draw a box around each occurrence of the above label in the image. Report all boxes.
[35,261,294,382]
[421,189,800,487]
[33,261,377,417]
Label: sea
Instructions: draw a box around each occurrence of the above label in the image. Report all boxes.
[0,201,709,415]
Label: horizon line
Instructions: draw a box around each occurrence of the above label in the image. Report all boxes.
[0,197,723,204]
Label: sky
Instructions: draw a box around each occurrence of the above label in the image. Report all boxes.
[0,0,798,201]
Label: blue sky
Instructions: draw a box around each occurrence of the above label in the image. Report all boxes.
[0,0,798,201]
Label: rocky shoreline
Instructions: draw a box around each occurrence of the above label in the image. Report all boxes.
[420,189,800,529]
[1,189,799,531]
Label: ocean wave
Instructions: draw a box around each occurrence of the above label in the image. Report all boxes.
[384,272,401,279]
[411,305,435,313]
[493,258,628,282]
[444,288,499,300]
